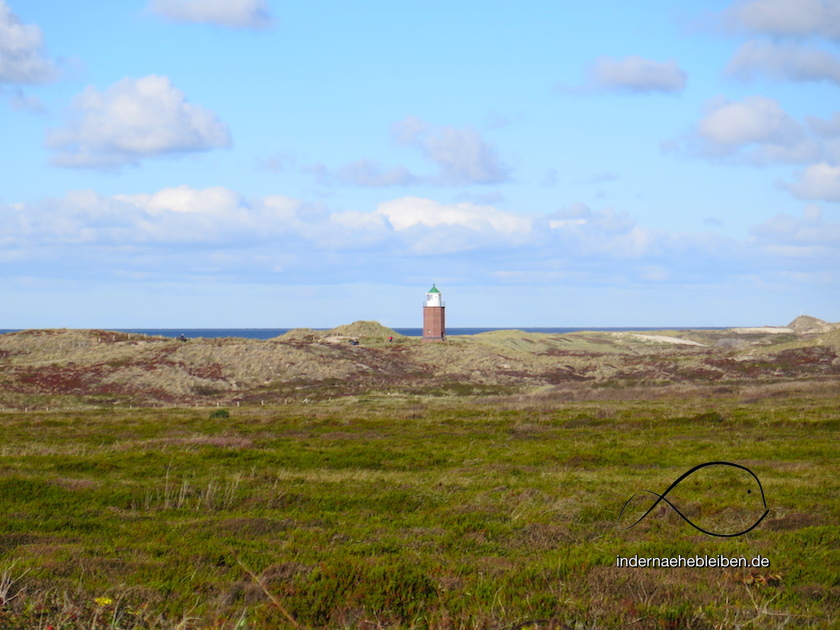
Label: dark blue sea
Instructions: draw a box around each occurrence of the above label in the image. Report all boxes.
[1,327,725,339]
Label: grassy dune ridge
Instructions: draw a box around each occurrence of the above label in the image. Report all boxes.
[0,320,837,628]
[1,318,839,409]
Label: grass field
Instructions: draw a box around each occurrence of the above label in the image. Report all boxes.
[0,390,837,629]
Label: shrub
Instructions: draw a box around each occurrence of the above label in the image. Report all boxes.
[209,409,230,419]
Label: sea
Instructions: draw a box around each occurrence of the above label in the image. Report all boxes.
[1,327,725,339]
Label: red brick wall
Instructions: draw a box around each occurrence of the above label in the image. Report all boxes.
[423,306,446,340]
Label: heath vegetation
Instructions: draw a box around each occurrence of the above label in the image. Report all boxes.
[0,392,837,628]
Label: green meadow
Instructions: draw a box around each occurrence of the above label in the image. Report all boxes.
[0,392,837,629]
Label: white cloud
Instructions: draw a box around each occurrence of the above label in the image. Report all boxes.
[375,197,530,253]
[147,0,273,30]
[333,159,416,187]
[297,158,416,189]
[546,203,653,257]
[824,139,840,164]
[297,118,509,189]
[116,185,243,216]
[589,56,687,93]
[784,163,840,201]
[377,197,529,235]
[727,40,840,84]
[259,152,296,173]
[0,1,56,84]
[699,96,797,144]
[393,116,511,185]
[724,0,840,38]
[751,205,840,254]
[8,86,44,112]
[807,112,840,137]
[689,95,819,164]
[46,75,232,169]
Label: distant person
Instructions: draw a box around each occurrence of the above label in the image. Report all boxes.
[178,334,188,342]
[388,336,393,343]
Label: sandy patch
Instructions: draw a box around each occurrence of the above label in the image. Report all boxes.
[731,327,794,334]
[630,334,706,346]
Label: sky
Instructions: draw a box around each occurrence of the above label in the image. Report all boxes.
[1,0,838,329]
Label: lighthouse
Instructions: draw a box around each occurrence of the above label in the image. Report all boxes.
[423,284,446,342]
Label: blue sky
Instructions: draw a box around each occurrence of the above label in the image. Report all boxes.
[1,0,838,328]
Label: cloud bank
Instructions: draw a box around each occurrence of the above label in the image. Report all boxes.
[2,187,835,291]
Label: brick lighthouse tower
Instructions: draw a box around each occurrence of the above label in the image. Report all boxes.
[423,284,446,342]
